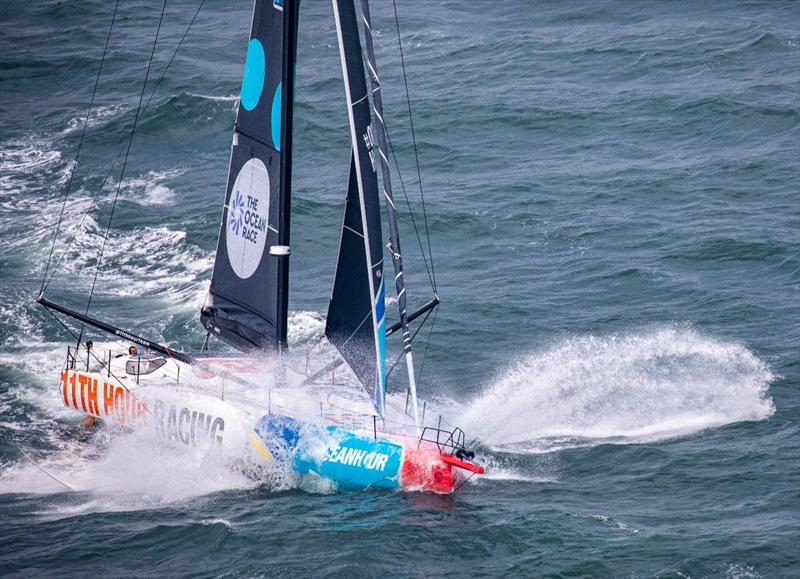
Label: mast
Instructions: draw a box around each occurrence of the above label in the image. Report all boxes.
[358,0,421,428]
[275,0,299,349]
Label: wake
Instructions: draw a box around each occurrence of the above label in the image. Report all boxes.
[459,325,775,453]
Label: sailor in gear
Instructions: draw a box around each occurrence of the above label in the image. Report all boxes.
[128,345,138,355]
[82,340,98,427]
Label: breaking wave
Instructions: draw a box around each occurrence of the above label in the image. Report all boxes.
[459,325,775,453]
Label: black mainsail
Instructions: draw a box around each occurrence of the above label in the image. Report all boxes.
[201,0,299,351]
[326,0,387,416]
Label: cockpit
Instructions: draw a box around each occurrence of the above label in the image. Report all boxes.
[126,353,168,377]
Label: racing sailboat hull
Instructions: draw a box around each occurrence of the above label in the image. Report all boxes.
[59,366,482,493]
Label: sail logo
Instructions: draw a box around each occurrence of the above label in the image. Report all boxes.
[229,190,245,236]
[226,158,270,279]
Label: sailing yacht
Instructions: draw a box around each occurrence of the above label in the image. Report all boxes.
[38,0,483,493]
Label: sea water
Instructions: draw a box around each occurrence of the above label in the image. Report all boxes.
[1,0,797,576]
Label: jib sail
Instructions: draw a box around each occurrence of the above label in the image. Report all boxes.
[326,0,386,416]
[201,0,299,350]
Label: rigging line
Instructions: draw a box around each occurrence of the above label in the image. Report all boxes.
[340,308,374,350]
[452,470,477,494]
[391,0,437,290]
[43,0,208,293]
[143,0,206,112]
[40,0,122,294]
[78,0,169,349]
[43,303,83,344]
[384,128,434,291]
[415,297,438,385]
[43,156,121,292]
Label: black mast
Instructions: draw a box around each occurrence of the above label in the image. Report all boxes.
[275,0,299,347]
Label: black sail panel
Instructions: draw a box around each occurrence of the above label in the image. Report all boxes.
[326,0,387,415]
[326,156,376,389]
[201,0,298,350]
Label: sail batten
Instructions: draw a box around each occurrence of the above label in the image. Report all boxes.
[201,0,299,351]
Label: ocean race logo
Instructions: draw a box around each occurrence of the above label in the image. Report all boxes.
[226,158,270,279]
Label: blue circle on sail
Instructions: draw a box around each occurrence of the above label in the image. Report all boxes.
[240,39,265,111]
[271,82,282,151]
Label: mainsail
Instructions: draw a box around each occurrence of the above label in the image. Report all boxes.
[201,0,299,350]
[326,0,387,416]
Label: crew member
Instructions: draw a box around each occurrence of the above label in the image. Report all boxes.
[83,340,97,426]
[85,340,93,371]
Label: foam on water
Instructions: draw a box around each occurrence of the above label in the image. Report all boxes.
[0,431,263,513]
[459,325,775,453]
[119,169,182,206]
[0,138,68,195]
[186,92,238,103]
[33,208,212,307]
[477,457,558,484]
[287,310,326,347]
[63,103,129,134]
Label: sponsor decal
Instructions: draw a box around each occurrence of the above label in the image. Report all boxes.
[327,445,390,472]
[61,370,224,446]
[226,158,270,279]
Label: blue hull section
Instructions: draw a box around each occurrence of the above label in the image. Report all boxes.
[254,414,403,490]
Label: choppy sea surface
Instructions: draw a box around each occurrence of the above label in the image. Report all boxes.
[1,0,798,576]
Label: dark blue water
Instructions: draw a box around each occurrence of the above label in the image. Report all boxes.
[1,1,798,576]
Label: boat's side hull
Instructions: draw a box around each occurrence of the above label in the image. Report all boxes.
[59,369,252,455]
[59,369,470,493]
[255,414,458,493]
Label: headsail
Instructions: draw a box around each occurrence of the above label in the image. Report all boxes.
[201,0,299,351]
[326,0,386,416]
